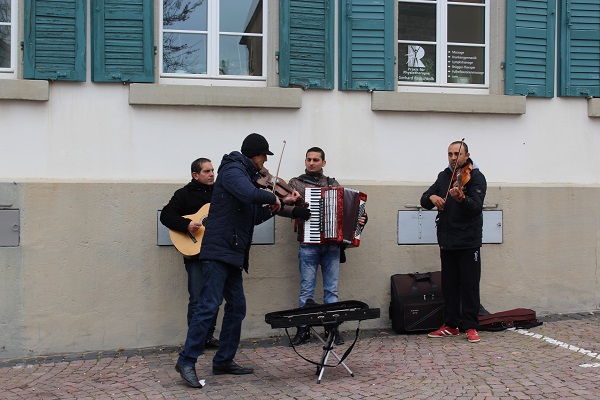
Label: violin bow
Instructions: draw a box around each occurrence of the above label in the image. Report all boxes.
[444,138,465,202]
[271,140,287,196]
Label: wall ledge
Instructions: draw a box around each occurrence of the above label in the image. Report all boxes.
[0,79,49,101]
[129,84,302,109]
[371,91,526,115]
[588,98,600,118]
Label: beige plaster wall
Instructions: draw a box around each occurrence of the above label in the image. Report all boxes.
[1,181,599,359]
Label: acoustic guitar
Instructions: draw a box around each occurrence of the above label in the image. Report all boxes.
[168,203,210,256]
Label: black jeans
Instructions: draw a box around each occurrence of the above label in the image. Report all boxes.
[440,248,481,330]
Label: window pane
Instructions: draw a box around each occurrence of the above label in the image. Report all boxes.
[219,34,262,76]
[163,32,207,74]
[0,0,10,22]
[398,2,436,42]
[0,26,9,68]
[449,0,484,3]
[447,45,484,84]
[398,43,436,82]
[220,0,262,34]
[163,0,207,31]
[448,5,484,44]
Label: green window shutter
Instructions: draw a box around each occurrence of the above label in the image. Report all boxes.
[339,0,394,91]
[558,0,600,97]
[279,0,334,89]
[505,0,556,97]
[23,0,86,81]
[91,0,155,83]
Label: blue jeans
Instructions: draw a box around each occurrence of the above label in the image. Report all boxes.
[178,260,246,367]
[298,243,340,307]
[185,259,217,338]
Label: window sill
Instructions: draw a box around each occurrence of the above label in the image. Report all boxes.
[371,92,526,115]
[589,98,600,118]
[129,84,302,108]
[0,79,49,101]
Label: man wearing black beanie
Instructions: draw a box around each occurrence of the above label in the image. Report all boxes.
[174,133,309,388]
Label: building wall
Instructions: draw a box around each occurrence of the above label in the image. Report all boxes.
[1,181,600,359]
[1,0,600,359]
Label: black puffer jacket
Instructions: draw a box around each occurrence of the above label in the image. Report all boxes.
[160,179,213,233]
[199,151,277,272]
[160,179,213,262]
[420,159,487,250]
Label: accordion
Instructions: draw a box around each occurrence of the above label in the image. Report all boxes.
[303,186,367,247]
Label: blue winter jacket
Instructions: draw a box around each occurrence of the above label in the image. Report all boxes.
[199,151,277,271]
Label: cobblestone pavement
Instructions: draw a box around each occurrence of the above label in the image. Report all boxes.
[1,312,600,399]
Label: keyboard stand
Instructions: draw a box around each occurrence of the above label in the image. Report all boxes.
[312,324,354,383]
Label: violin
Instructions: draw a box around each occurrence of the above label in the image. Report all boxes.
[455,163,472,191]
[444,138,472,202]
[255,168,304,204]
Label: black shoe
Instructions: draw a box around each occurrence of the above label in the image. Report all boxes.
[175,363,203,388]
[324,329,344,346]
[212,361,254,375]
[289,326,311,346]
[205,336,219,349]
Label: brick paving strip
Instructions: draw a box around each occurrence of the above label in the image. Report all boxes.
[1,312,600,399]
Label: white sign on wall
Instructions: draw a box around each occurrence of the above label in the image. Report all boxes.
[398,210,502,245]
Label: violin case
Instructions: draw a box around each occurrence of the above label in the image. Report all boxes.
[389,271,445,333]
[478,308,542,331]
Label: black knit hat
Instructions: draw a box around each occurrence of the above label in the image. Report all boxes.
[241,133,274,158]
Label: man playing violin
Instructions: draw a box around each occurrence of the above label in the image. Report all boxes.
[421,140,487,343]
[281,147,367,346]
[174,133,305,388]
[160,158,220,350]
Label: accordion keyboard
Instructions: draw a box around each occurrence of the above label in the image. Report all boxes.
[303,187,323,243]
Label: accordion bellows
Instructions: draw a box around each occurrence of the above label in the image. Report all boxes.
[303,186,367,247]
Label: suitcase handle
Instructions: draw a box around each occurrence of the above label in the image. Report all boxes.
[410,273,431,282]
[408,272,438,292]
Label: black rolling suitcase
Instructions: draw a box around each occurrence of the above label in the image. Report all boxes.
[389,271,445,333]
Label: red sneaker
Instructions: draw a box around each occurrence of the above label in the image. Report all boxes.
[466,328,480,343]
[427,324,460,338]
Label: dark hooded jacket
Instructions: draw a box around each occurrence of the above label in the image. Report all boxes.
[199,151,277,271]
[420,158,487,250]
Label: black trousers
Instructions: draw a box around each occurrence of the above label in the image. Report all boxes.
[440,248,481,330]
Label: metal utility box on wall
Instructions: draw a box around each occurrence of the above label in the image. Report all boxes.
[157,210,275,246]
[397,210,502,245]
[0,209,20,247]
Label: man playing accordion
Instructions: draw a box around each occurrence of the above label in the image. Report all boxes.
[280,147,368,346]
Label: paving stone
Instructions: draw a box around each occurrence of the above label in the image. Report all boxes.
[2,315,600,399]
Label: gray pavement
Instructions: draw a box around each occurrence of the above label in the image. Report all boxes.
[1,312,600,399]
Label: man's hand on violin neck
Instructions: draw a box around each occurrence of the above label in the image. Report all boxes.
[449,187,465,202]
[282,190,301,205]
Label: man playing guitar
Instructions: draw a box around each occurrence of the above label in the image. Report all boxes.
[160,157,219,349]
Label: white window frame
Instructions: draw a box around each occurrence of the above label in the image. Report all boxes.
[0,0,17,77]
[397,0,489,94]
[159,0,267,87]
